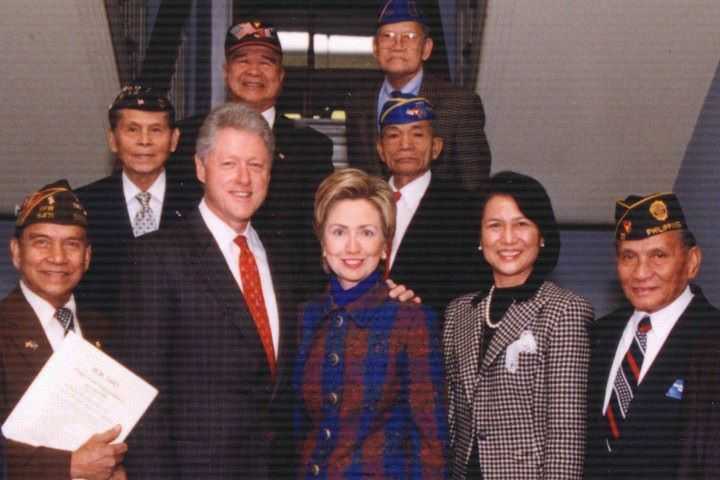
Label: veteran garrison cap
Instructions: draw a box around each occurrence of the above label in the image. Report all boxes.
[225,20,282,57]
[378,0,427,27]
[614,192,687,241]
[15,180,87,231]
[109,83,175,124]
[379,93,435,129]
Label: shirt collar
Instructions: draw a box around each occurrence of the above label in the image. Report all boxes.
[19,280,77,330]
[122,169,166,206]
[198,198,259,248]
[382,68,424,96]
[632,284,694,333]
[389,170,431,211]
[262,107,276,129]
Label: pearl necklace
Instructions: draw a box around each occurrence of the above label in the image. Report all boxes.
[484,285,502,329]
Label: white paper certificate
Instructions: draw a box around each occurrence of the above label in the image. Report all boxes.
[2,332,157,451]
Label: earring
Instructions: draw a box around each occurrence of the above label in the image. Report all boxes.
[477,245,483,252]
[540,240,545,248]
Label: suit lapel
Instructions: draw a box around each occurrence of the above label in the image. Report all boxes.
[107,171,134,237]
[391,178,437,274]
[480,284,545,372]
[455,298,482,406]
[637,295,703,396]
[364,78,383,145]
[3,288,54,375]
[185,212,255,338]
[160,171,186,227]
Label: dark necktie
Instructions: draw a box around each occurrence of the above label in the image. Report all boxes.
[384,191,403,277]
[606,316,652,443]
[235,235,276,377]
[55,307,75,336]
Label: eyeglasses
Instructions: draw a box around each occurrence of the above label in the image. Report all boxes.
[377,31,423,46]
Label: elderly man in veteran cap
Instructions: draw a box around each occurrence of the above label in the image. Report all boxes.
[75,84,185,316]
[376,94,480,317]
[0,181,127,480]
[168,19,334,295]
[346,0,491,195]
[585,193,720,479]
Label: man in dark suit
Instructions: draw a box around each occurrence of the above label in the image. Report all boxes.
[0,181,127,480]
[376,94,479,316]
[117,102,299,479]
[346,0,491,194]
[75,85,184,314]
[586,192,720,479]
[167,19,334,295]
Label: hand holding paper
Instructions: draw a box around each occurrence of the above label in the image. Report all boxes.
[2,332,157,452]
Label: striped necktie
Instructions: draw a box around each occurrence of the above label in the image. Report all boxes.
[606,315,652,444]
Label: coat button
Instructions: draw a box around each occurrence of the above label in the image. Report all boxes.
[311,464,320,476]
[336,315,344,327]
[327,392,339,405]
[323,428,332,440]
[328,352,340,366]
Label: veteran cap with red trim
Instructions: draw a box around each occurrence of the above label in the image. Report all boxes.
[225,19,282,58]
[614,192,687,241]
[15,180,87,231]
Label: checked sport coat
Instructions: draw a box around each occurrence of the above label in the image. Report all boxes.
[443,281,593,480]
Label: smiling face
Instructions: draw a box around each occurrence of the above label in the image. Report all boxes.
[376,120,443,189]
[195,128,271,233]
[322,199,387,290]
[616,231,701,313]
[480,194,543,288]
[11,223,91,308]
[224,45,285,112]
[108,109,179,191]
[373,21,433,88]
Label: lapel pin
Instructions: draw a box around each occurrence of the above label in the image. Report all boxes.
[24,340,39,351]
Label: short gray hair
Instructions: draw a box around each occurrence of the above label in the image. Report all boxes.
[195,102,275,162]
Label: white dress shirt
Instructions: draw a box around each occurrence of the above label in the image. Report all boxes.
[602,285,694,413]
[20,281,82,352]
[261,107,276,129]
[123,170,166,236]
[388,170,431,269]
[377,68,424,126]
[198,199,280,357]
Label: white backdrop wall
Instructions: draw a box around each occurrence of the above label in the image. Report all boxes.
[0,0,118,214]
[476,0,720,224]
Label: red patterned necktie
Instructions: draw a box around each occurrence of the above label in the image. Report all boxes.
[235,235,276,377]
[606,316,652,444]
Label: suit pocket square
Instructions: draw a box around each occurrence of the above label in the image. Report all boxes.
[505,330,537,374]
[666,378,684,400]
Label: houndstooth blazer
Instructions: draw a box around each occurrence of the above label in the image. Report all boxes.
[443,281,593,480]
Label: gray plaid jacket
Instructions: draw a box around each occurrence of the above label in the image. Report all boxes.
[443,281,593,479]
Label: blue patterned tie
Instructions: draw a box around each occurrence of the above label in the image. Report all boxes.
[55,307,75,336]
